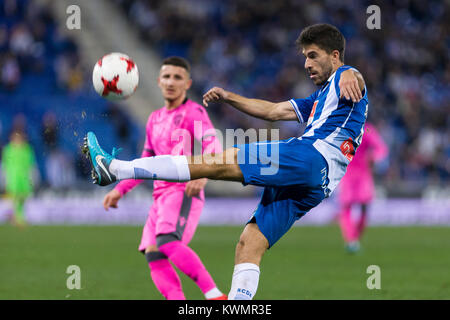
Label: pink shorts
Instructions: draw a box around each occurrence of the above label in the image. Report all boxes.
[138,189,204,252]
[339,174,374,206]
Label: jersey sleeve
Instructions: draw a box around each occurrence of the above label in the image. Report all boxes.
[288,90,319,123]
[188,104,223,154]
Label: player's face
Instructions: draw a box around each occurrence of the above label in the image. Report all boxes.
[158,65,192,101]
[302,44,334,86]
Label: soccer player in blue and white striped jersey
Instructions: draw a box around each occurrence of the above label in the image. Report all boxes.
[84,23,366,300]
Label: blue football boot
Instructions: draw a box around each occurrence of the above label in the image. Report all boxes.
[82,132,120,186]
[345,241,361,254]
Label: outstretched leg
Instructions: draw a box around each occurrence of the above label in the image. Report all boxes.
[83,131,243,186]
[188,148,244,181]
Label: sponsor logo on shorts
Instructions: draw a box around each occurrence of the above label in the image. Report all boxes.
[340,138,355,161]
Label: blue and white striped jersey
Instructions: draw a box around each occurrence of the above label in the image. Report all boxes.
[289,65,369,194]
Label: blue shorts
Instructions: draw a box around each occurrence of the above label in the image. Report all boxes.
[235,138,329,247]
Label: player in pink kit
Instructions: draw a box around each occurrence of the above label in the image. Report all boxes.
[102,57,226,300]
[338,122,388,253]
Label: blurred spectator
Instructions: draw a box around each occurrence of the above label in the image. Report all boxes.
[9,22,33,56]
[1,52,20,90]
[45,148,75,190]
[11,112,27,134]
[41,111,58,151]
[103,102,137,159]
[0,24,9,52]
[105,103,131,142]
[40,112,76,189]
[54,51,84,92]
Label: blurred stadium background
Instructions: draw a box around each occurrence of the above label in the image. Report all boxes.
[0,0,449,300]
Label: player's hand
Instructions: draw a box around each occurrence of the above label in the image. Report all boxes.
[103,188,122,211]
[185,178,207,197]
[339,70,362,103]
[202,87,228,106]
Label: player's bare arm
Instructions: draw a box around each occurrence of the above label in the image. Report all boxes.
[203,87,298,121]
[203,69,364,121]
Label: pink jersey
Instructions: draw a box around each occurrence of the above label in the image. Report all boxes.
[339,122,388,205]
[115,99,222,197]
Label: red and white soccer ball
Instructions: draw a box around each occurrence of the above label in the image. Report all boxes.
[92,52,139,100]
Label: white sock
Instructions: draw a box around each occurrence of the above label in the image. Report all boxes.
[228,263,260,300]
[204,287,223,299]
[109,155,191,182]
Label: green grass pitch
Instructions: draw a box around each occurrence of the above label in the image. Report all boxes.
[1,224,449,299]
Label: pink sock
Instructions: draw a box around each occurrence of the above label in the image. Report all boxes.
[355,212,368,240]
[148,259,185,300]
[339,206,357,242]
[159,241,216,294]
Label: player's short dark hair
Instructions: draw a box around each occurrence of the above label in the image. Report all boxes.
[162,56,191,73]
[296,24,346,62]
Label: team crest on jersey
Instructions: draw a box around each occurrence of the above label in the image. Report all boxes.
[173,114,183,126]
[340,138,355,161]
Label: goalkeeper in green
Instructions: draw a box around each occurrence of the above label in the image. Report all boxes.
[2,130,37,227]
